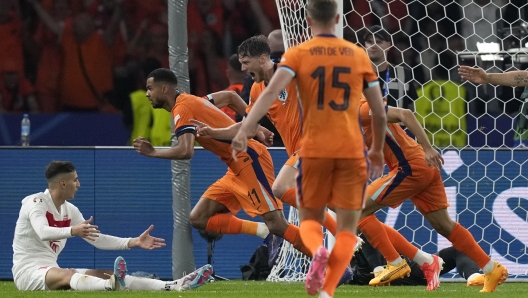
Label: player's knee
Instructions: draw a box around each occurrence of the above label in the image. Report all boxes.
[63,269,78,286]
[271,183,286,199]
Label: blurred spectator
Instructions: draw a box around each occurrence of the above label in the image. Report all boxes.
[0,0,24,76]
[221,53,245,121]
[190,28,228,96]
[32,0,71,113]
[415,55,467,147]
[187,0,224,53]
[29,0,123,112]
[0,60,39,113]
[129,58,172,146]
[144,24,169,68]
[363,25,417,111]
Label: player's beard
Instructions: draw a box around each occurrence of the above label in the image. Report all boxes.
[151,97,165,109]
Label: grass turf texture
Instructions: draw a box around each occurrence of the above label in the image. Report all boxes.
[2,280,527,297]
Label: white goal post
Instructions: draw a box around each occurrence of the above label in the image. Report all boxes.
[268,0,528,283]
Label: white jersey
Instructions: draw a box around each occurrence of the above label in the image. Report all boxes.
[12,189,131,281]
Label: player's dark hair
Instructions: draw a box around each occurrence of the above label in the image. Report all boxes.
[307,0,337,24]
[237,35,271,58]
[147,68,178,85]
[45,161,76,181]
[227,53,243,72]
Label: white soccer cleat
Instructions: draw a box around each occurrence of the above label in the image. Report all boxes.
[178,264,214,291]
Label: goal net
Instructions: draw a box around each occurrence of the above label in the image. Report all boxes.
[268,0,528,282]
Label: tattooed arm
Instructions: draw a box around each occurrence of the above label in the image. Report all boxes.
[458,66,528,87]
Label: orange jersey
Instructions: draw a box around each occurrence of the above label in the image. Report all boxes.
[172,92,263,173]
[359,99,424,170]
[248,78,301,156]
[279,35,378,159]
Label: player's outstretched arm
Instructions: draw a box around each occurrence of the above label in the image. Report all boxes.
[127,225,166,250]
[387,107,444,171]
[191,119,242,139]
[363,84,387,179]
[458,66,528,87]
[133,133,195,159]
[209,91,248,116]
[232,68,292,157]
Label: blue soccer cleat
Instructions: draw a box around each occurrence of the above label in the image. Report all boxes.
[113,256,128,290]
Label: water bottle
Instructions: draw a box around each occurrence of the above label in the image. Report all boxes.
[21,114,30,146]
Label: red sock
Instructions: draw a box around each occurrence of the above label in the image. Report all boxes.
[323,231,357,296]
[284,224,313,257]
[382,223,419,258]
[205,214,258,235]
[281,188,337,236]
[447,223,491,268]
[358,215,400,262]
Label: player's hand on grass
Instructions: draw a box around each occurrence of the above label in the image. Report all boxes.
[458,66,489,84]
[71,216,100,241]
[190,119,213,138]
[423,146,444,171]
[256,126,274,147]
[129,225,166,250]
[367,149,384,180]
[133,137,156,157]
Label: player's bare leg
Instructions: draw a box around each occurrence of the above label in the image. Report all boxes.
[272,164,337,235]
[425,208,508,292]
[190,198,268,238]
[261,209,312,257]
[46,268,117,291]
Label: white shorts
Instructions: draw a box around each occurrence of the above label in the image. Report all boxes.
[15,266,89,291]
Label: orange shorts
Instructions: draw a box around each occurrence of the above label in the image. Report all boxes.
[284,150,300,169]
[201,147,282,217]
[296,157,368,210]
[368,160,449,214]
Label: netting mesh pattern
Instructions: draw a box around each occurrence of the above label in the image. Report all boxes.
[268,0,528,282]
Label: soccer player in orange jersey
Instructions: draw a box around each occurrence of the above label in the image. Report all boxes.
[133,68,312,259]
[357,99,508,292]
[231,1,387,297]
[192,35,339,237]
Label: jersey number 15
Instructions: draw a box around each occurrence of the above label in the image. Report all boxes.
[311,66,351,111]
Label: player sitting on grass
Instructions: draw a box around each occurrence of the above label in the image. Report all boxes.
[12,160,212,291]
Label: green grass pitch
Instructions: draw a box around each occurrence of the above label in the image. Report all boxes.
[2,280,528,298]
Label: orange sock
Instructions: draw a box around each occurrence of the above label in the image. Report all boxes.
[323,231,357,296]
[299,219,323,257]
[280,188,337,236]
[447,223,491,268]
[280,188,297,206]
[382,223,419,258]
[284,224,313,257]
[205,214,258,235]
[358,215,400,262]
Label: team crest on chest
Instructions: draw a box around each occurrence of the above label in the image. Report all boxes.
[278,89,288,104]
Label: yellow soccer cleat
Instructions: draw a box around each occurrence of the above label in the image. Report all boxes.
[480,262,508,293]
[369,259,411,287]
[467,273,485,287]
